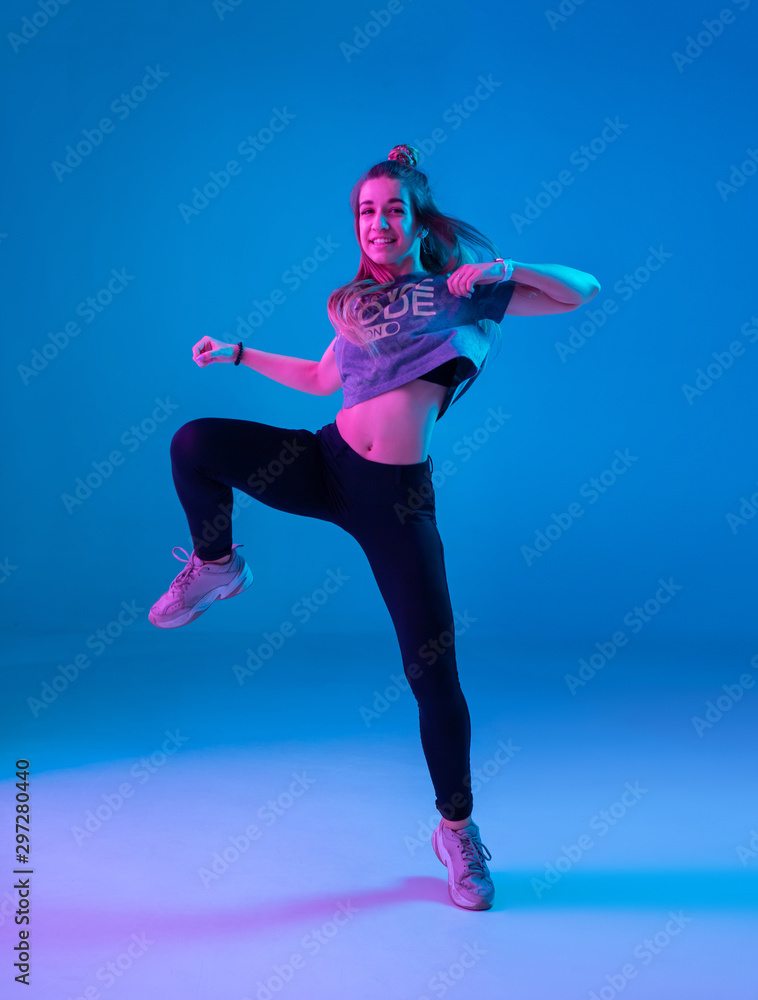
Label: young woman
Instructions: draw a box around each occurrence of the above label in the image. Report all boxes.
[149,143,600,911]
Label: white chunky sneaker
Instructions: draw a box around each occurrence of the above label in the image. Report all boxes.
[431,818,495,910]
[148,543,253,629]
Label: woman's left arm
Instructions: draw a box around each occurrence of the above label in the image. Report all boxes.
[507,261,601,316]
[447,259,601,316]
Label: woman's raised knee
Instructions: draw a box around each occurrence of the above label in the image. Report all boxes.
[170,417,219,460]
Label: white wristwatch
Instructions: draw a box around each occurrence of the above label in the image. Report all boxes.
[493,258,514,282]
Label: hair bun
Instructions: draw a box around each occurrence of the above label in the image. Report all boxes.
[387,144,419,168]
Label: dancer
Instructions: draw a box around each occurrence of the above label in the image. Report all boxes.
[149,143,600,910]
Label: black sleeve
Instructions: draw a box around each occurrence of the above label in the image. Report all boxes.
[473,279,517,323]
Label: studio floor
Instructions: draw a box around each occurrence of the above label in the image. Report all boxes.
[2,630,756,1000]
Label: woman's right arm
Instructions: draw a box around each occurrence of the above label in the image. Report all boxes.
[237,345,321,394]
[192,335,340,396]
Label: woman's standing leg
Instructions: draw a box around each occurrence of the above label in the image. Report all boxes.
[329,449,496,910]
[352,507,474,823]
[314,422,475,824]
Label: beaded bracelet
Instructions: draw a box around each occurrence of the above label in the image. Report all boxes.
[234,341,244,366]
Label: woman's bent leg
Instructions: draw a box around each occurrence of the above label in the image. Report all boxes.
[170,417,333,561]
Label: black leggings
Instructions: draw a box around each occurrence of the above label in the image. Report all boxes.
[169,416,473,822]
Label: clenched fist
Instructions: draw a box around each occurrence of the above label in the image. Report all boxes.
[192,336,238,367]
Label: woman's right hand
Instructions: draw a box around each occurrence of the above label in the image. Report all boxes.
[192,336,237,367]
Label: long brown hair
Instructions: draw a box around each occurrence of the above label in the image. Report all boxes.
[327,144,507,366]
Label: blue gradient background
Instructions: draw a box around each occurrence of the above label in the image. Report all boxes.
[1,0,757,998]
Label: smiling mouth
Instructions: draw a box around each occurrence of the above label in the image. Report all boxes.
[371,238,396,244]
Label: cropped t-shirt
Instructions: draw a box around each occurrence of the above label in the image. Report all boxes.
[331,270,516,421]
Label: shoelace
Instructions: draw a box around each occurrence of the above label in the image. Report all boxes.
[168,546,205,594]
[451,828,492,878]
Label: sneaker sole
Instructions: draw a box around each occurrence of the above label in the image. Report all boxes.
[431,826,494,911]
[149,563,254,629]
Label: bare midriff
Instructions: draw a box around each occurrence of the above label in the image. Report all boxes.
[335,378,448,464]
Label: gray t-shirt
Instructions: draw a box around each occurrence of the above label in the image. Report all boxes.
[332,270,516,421]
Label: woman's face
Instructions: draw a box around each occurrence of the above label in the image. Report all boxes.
[358,176,423,274]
